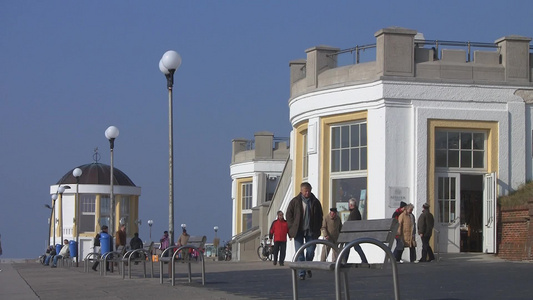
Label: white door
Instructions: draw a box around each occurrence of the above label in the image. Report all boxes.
[435,173,461,253]
[483,173,497,253]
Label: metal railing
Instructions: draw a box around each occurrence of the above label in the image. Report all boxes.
[328,39,533,65]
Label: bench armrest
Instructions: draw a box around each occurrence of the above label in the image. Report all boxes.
[292,239,338,262]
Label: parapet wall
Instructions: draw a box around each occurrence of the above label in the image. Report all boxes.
[290,27,533,99]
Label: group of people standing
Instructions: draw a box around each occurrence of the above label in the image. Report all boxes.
[268,182,366,280]
[267,182,436,282]
[393,201,435,263]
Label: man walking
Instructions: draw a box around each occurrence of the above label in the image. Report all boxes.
[347,198,368,263]
[418,202,435,262]
[286,182,323,280]
[269,210,289,266]
[320,208,342,262]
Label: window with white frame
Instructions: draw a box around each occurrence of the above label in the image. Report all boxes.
[241,182,253,231]
[435,130,486,169]
[330,121,368,219]
[80,194,96,232]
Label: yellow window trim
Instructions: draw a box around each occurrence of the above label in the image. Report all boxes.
[319,111,368,218]
[235,177,252,235]
[294,122,309,196]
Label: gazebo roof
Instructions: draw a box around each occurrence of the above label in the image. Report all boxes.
[56,163,136,186]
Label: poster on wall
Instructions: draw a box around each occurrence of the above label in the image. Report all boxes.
[389,186,409,208]
[336,202,349,212]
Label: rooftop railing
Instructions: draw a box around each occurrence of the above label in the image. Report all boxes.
[329,39,533,66]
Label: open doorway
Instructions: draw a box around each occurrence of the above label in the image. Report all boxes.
[460,174,483,252]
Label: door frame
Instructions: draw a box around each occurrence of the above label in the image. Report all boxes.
[435,172,461,253]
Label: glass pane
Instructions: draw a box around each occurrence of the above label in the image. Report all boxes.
[473,151,484,168]
[341,126,350,148]
[80,215,95,232]
[448,150,459,167]
[438,178,444,200]
[438,200,444,222]
[460,150,472,168]
[435,131,447,149]
[351,124,360,147]
[350,148,360,170]
[444,178,449,200]
[436,150,447,167]
[360,123,367,146]
[450,200,456,221]
[332,177,368,219]
[332,127,340,149]
[450,178,456,200]
[444,201,450,222]
[448,132,459,149]
[461,133,472,149]
[473,133,484,150]
[341,149,350,171]
[360,147,367,170]
[332,150,340,172]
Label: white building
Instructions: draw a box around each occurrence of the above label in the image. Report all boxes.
[48,162,141,260]
[231,27,533,261]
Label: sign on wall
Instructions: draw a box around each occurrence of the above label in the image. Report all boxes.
[388,186,409,208]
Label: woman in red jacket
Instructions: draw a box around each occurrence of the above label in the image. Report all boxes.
[269,210,289,266]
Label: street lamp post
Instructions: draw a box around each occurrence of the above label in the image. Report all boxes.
[51,194,58,246]
[214,226,219,260]
[147,220,154,241]
[57,185,70,243]
[105,125,119,245]
[160,50,182,246]
[44,204,53,249]
[73,167,82,267]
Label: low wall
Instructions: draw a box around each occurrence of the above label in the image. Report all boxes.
[497,201,532,260]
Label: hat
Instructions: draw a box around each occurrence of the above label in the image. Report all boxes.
[101,225,108,230]
[330,208,338,213]
[423,202,430,208]
[400,201,407,208]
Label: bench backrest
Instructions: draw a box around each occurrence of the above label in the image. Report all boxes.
[338,218,398,246]
[186,236,207,249]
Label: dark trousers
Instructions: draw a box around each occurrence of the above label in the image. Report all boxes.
[420,235,435,262]
[393,237,404,261]
[409,246,416,262]
[273,241,286,263]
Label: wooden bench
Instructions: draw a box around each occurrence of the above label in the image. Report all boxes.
[287,218,400,300]
[121,242,155,279]
[159,235,207,286]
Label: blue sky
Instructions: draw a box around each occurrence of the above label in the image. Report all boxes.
[1,1,532,258]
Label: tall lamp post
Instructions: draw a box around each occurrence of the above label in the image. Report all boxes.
[159,50,182,245]
[51,194,58,246]
[73,167,82,267]
[105,125,119,244]
[214,226,219,260]
[147,220,154,241]
[57,185,70,243]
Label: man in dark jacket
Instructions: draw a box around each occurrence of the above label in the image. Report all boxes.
[286,182,323,280]
[417,202,435,262]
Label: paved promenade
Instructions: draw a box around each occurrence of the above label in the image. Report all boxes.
[1,254,533,300]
